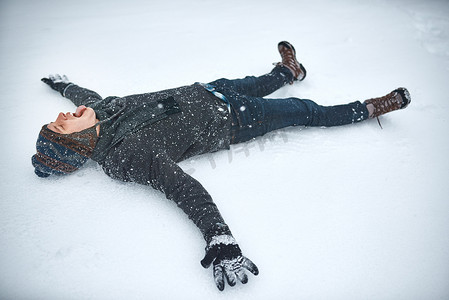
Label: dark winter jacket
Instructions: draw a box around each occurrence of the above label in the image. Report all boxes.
[62,83,233,242]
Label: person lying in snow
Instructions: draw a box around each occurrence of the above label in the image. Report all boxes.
[32,41,411,291]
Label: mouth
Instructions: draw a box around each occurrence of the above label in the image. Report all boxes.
[74,105,87,117]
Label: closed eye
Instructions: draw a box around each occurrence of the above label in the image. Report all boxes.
[48,123,64,134]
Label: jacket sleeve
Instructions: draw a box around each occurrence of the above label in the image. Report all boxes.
[101,135,232,243]
[61,83,104,107]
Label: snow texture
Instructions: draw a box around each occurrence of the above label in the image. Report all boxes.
[209,235,237,247]
[1,0,449,299]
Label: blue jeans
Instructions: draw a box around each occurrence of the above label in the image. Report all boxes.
[208,66,369,144]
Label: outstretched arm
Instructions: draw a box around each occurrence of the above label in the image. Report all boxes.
[41,74,103,107]
[102,133,232,242]
[102,134,258,291]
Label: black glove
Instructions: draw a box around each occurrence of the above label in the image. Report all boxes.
[41,74,72,96]
[201,235,259,291]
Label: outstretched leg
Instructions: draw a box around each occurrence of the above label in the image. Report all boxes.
[229,96,369,144]
[208,41,306,97]
[208,65,293,98]
[228,88,411,144]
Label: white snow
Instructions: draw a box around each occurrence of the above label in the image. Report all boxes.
[1,0,449,299]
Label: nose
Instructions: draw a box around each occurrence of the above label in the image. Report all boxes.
[56,112,67,121]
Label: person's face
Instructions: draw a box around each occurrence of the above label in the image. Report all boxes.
[47,105,99,135]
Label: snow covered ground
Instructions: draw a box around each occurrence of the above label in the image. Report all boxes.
[1,0,449,299]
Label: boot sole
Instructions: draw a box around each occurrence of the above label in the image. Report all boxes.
[395,87,411,109]
[278,41,296,55]
[298,63,307,81]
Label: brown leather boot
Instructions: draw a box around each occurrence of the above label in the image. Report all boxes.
[364,88,411,119]
[276,41,307,83]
